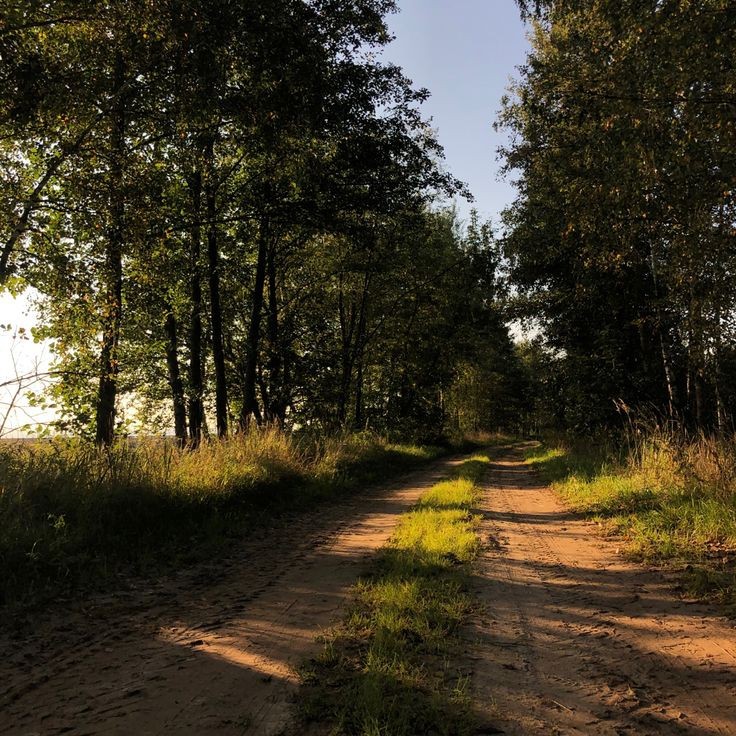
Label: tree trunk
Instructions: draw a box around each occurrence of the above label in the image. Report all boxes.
[658,326,677,417]
[354,357,364,430]
[164,309,187,445]
[281,347,292,423]
[715,303,726,433]
[95,52,126,447]
[352,271,370,428]
[265,239,286,423]
[694,367,705,428]
[336,283,355,427]
[187,169,205,445]
[337,266,371,429]
[240,217,269,428]
[352,290,368,431]
[648,245,677,417]
[165,308,187,443]
[204,137,228,437]
[690,291,706,428]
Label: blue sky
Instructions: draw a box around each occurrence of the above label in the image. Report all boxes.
[385,0,530,224]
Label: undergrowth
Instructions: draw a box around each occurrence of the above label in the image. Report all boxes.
[297,454,490,736]
[526,431,736,608]
[0,429,471,607]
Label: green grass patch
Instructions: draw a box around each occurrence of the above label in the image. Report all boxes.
[0,430,453,608]
[297,454,490,736]
[525,442,604,483]
[526,439,736,608]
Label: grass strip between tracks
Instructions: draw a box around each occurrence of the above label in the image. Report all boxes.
[297,453,490,736]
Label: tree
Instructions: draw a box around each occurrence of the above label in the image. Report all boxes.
[3,0,522,444]
[500,0,736,430]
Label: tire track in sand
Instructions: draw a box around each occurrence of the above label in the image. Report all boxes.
[468,444,736,736]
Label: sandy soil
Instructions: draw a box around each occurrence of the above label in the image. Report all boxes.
[0,455,463,736]
[3,445,736,736]
[469,445,736,735]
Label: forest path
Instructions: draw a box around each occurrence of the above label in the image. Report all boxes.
[0,453,466,736]
[4,446,736,736]
[469,445,736,735]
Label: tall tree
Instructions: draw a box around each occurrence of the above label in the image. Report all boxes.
[500,0,736,430]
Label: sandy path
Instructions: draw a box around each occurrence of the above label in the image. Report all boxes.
[470,445,736,736]
[0,454,464,736]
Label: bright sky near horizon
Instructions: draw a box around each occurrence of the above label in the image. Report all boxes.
[0,1,531,434]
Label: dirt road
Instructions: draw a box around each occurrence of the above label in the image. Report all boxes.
[0,455,463,736]
[3,445,735,736]
[470,446,736,735]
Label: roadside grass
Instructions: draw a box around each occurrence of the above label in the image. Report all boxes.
[526,434,736,607]
[297,454,490,736]
[0,429,470,608]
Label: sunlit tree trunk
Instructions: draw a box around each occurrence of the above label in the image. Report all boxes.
[187,169,205,445]
[689,291,706,428]
[164,309,188,445]
[265,239,287,423]
[240,217,269,428]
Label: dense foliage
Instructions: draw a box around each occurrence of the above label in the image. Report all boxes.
[502,0,736,430]
[1,1,521,443]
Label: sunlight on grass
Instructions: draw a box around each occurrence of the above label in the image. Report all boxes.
[298,454,490,736]
[0,430,449,606]
[526,436,736,606]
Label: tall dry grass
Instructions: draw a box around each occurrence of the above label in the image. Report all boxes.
[0,429,445,606]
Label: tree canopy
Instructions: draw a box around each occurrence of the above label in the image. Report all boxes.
[1,0,523,443]
[500,0,736,430]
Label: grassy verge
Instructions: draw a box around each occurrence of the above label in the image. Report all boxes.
[0,429,472,608]
[526,435,736,608]
[297,454,490,736]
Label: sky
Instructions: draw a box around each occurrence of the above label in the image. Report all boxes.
[385,0,530,223]
[0,1,531,435]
